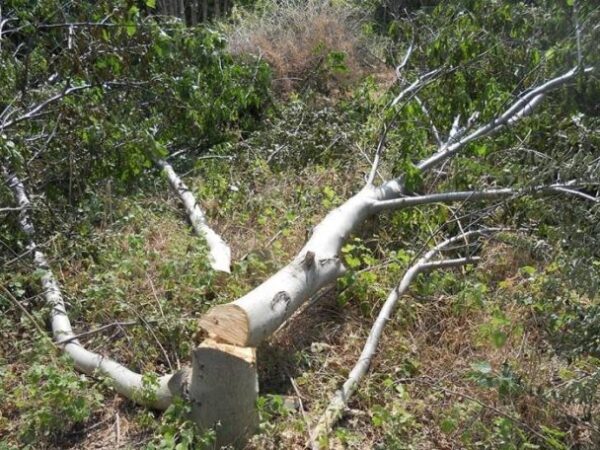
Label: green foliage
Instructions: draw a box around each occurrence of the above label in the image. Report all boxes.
[371,401,417,449]
[237,94,362,169]
[1,0,271,201]
[12,355,102,444]
[146,398,216,450]
[338,237,385,311]
[256,394,291,423]
[468,361,524,401]
[1,0,600,448]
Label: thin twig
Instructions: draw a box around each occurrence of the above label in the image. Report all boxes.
[291,377,317,449]
[57,319,158,345]
[0,205,26,213]
[0,285,55,346]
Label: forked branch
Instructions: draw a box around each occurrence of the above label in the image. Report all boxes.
[311,229,497,447]
[381,66,595,198]
[1,165,184,409]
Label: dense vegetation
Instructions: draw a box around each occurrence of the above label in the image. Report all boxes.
[1,0,599,448]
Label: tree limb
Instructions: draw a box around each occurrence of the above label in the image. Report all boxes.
[156,158,231,272]
[1,165,185,409]
[311,230,496,447]
[373,182,598,212]
[381,66,595,198]
[1,84,92,130]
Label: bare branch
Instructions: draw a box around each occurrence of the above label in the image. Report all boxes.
[367,67,444,186]
[1,84,92,130]
[390,68,440,108]
[395,40,414,79]
[1,79,154,131]
[419,256,481,271]
[0,205,27,213]
[415,95,442,146]
[381,66,595,198]
[366,124,386,186]
[1,165,182,409]
[56,319,157,345]
[156,158,231,272]
[373,182,598,212]
[311,229,497,445]
[417,67,594,174]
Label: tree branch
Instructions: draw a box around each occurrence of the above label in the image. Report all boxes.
[1,165,184,409]
[1,84,92,130]
[155,158,231,272]
[311,229,496,446]
[373,182,598,212]
[381,66,595,198]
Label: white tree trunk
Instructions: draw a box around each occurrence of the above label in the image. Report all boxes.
[157,159,231,273]
[198,181,588,348]
[199,186,380,346]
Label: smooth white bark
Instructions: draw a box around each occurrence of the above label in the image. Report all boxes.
[199,180,594,347]
[199,66,595,350]
[372,182,594,211]
[2,167,180,410]
[199,186,380,346]
[157,159,231,273]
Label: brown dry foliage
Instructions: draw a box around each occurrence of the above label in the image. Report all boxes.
[227,0,378,93]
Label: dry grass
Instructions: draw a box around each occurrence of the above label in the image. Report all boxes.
[227,0,379,93]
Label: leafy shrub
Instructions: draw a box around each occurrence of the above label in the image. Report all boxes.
[1,1,271,204]
[147,398,215,450]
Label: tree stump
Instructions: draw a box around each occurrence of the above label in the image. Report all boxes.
[189,339,259,448]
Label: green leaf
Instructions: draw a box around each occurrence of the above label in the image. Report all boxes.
[471,360,492,374]
[491,330,507,348]
[473,144,488,157]
[126,22,137,37]
[146,0,156,8]
[521,265,537,276]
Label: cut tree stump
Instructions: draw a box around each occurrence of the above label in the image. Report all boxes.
[189,338,259,448]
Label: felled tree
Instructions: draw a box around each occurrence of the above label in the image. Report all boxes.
[2,0,600,448]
